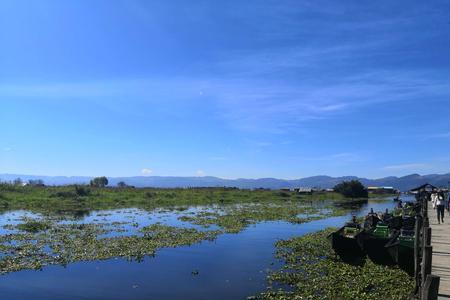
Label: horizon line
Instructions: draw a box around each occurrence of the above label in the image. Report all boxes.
[1,172,448,181]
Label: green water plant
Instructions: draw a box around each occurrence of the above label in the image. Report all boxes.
[17,220,51,233]
[254,228,414,300]
[0,221,220,275]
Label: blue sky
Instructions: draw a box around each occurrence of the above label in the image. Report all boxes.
[1,0,450,179]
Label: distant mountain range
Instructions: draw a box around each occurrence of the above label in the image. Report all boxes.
[1,173,450,191]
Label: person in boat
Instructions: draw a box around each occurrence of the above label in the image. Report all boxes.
[396,200,403,209]
[436,192,445,224]
[364,210,380,229]
[346,215,361,229]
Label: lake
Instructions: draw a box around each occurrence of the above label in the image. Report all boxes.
[0,199,400,300]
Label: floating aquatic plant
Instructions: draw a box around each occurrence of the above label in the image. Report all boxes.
[16,220,51,233]
[253,228,414,300]
[0,220,220,275]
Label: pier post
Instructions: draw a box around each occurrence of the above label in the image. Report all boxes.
[415,215,423,293]
[424,227,432,246]
[422,275,440,300]
[422,245,433,285]
[423,192,429,228]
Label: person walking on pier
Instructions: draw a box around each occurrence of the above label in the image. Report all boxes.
[431,192,438,209]
[447,191,450,212]
[436,192,445,224]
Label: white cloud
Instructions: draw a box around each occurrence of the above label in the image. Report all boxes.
[3,147,12,152]
[382,163,429,171]
[2,71,448,136]
[141,168,153,175]
[196,170,205,177]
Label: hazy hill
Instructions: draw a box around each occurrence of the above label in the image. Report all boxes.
[1,173,449,191]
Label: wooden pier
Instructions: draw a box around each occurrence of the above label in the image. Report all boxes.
[428,205,450,299]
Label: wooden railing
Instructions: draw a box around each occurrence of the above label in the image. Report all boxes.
[412,190,440,300]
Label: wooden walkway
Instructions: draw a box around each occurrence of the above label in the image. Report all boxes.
[428,205,450,299]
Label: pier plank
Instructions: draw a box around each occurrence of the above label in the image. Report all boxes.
[428,206,450,299]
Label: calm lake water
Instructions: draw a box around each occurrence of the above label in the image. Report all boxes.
[0,199,401,300]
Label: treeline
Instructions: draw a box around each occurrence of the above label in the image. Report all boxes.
[0,178,45,187]
[0,177,243,190]
[1,177,370,198]
[1,176,112,187]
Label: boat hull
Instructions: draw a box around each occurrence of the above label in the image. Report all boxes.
[330,227,365,261]
[358,232,397,266]
[386,240,414,276]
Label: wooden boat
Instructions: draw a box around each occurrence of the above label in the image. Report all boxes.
[358,225,398,265]
[385,216,416,275]
[385,229,415,276]
[358,222,399,266]
[379,208,405,230]
[330,220,365,261]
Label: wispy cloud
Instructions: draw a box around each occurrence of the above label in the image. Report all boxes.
[211,73,450,133]
[382,163,430,171]
[3,147,12,152]
[2,71,449,135]
[196,170,205,177]
[1,1,449,136]
[141,168,153,175]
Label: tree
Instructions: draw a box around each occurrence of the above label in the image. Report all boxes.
[333,180,368,199]
[13,178,23,186]
[90,176,108,188]
[117,181,127,188]
[28,179,45,187]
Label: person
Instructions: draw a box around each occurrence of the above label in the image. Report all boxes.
[431,192,437,209]
[447,192,450,212]
[436,192,445,224]
[347,215,360,229]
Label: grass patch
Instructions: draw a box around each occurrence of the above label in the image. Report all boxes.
[0,186,348,216]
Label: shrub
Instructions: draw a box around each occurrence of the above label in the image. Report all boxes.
[74,185,90,196]
[27,179,45,187]
[278,191,291,198]
[52,191,77,198]
[333,180,368,198]
[145,191,156,198]
[117,181,127,188]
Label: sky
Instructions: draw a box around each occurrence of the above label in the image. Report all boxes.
[1,0,450,179]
